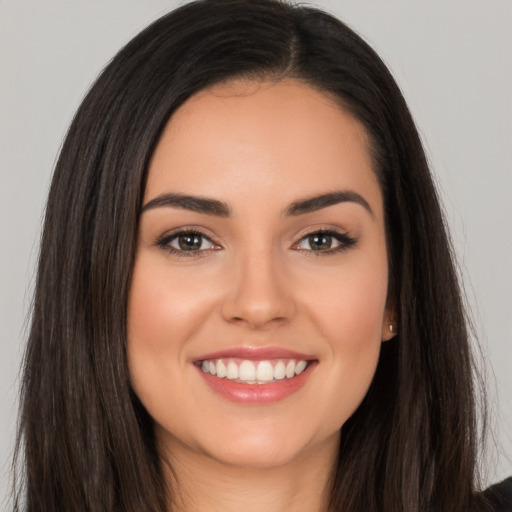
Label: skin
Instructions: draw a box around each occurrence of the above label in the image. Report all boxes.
[127,79,395,512]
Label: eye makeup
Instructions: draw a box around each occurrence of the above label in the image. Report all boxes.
[155,227,220,258]
[291,228,358,256]
[154,226,358,259]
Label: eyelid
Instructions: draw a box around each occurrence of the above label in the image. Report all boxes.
[155,226,222,257]
[154,225,358,257]
[291,227,358,254]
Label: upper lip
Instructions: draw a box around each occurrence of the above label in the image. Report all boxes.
[193,346,317,363]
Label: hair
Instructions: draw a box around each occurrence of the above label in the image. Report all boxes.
[13,0,489,511]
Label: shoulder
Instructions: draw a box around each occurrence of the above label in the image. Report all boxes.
[480,477,512,512]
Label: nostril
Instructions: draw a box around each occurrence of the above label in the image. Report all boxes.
[219,270,296,328]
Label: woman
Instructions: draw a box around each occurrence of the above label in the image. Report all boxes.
[12,0,511,511]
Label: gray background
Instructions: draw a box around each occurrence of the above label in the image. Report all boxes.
[1,0,511,506]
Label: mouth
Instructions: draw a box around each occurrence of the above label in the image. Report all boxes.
[193,347,317,404]
[197,357,310,384]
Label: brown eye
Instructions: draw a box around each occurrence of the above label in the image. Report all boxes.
[160,231,217,253]
[177,233,203,251]
[293,230,357,254]
[308,233,333,251]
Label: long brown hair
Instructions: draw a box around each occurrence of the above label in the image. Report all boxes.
[14,1,488,510]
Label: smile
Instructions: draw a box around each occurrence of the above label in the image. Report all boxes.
[199,358,309,384]
[194,348,317,404]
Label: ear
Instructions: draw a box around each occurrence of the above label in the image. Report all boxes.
[381,304,398,342]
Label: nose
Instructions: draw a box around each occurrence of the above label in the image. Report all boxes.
[220,248,296,330]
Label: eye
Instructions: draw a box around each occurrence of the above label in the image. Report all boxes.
[156,230,219,255]
[293,230,357,254]
[171,232,212,251]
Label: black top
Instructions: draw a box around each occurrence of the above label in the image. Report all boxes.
[482,477,512,511]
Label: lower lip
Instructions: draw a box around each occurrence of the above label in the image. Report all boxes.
[196,362,317,404]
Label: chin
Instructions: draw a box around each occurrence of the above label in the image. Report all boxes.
[197,421,340,470]
[204,439,310,469]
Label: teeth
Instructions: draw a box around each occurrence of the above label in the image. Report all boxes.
[200,357,310,383]
[239,360,256,381]
[274,361,286,380]
[286,360,295,378]
[256,361,273,382]
[226,361,239,380]
[216,359,227,378]
[295,360,307,375]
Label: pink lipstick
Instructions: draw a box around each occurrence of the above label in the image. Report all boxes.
[194,346,317,404]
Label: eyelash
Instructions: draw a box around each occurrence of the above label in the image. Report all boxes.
[155,228,219,258]
[155,228,358,258]
[292,229,358,256]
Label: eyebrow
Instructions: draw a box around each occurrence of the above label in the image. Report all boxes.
[284,191,374,217]
[141,193,231,217]
[141,190,373,218]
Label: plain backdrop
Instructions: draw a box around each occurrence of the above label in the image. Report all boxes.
[1,0,511,506]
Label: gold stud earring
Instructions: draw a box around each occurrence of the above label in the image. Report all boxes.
[389,323,395,333]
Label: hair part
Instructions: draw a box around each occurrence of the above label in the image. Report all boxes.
[14,1,488,511]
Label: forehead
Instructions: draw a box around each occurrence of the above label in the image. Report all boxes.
[145,79,382,215]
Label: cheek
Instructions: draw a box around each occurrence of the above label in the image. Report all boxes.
[127,261,173,411]
[127,255,215,352]
[126,255,209,408]
[297,252,388,421]
[302,253,389,347]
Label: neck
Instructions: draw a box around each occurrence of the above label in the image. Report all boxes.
[160,434,339,512]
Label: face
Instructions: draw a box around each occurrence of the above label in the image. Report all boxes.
[127,79,394,471]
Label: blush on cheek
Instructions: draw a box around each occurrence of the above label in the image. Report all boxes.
[321,279,387,347]
[127,266,183,349]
